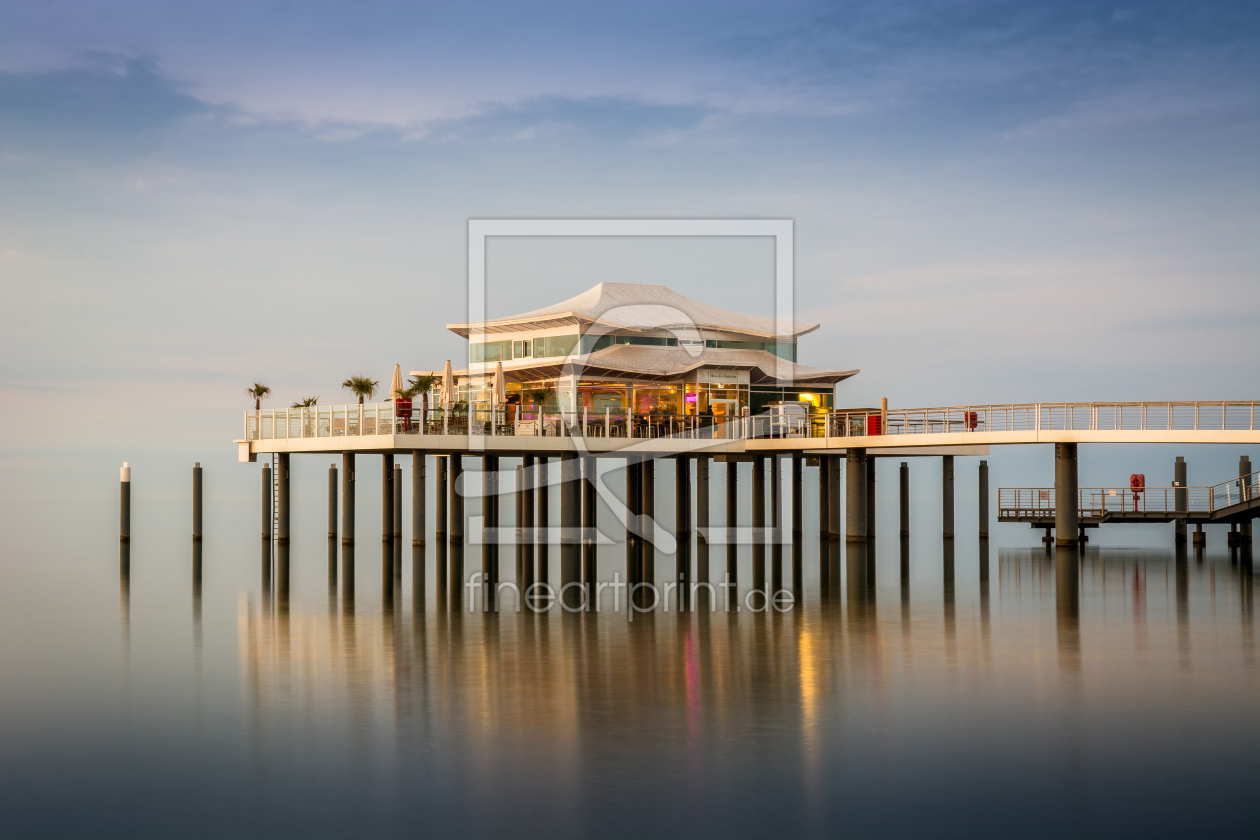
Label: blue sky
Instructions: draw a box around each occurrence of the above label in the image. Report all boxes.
[1,1,1258,509]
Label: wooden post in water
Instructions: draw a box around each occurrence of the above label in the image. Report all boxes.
[192,462,202,542]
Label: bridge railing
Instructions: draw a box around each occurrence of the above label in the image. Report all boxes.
[825,401,1260,438]
[998,486,1214,518]
[1208,471,1260,510]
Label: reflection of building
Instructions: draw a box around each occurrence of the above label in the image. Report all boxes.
[441,283,857,422]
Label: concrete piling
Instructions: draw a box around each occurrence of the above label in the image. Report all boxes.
[626,456,640,583]
[450,454,464,547]
[791,455,802,592]
[866,455,876,543]
[771,455,782,595]
[382,454,394,543]
[261,463,271,542]
[846,449,867,543]
[696,455,710,583]
[560,452,581,607]
[752,456,766,595]
[328,464,338,541]
[1175,456,1187,546]
[829,455,841,539]
[978,460,989,540]
[523,455,535,592]
[899,461,909,581]
[483,455,499,598]
[412,452,425,547]
[726,461,738,584]
[676,455,691,606]
[393,463,403,542]
[277,453,290,546]
[192,462,202,542]
[341,453,355,546]
[537,458,548,584]
[583,456,596,600]
[819,457,831,539]
[1241,456,1252,551]
[1053,444,1078,548]
[516,464,525,584]
[941,454,954,542]
[436,456,448,543]
[120,462,131,544]
[642,458,655,586]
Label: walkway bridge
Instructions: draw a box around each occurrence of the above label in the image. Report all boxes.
[999,471,1260,527]
[238,400,1260,459]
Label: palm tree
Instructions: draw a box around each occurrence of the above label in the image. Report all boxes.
[341,376,378,405]
[526,386,553,408]
[246,383,271,410]
[405,374,440,418]
[291,396,319,408]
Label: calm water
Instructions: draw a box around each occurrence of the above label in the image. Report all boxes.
[2,484,1258,839]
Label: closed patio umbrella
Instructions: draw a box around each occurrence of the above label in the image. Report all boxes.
[440,359,454,406]
[389,364,404,400]
[493,360,507,405]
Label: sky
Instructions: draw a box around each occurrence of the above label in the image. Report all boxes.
[1,0,1258,534]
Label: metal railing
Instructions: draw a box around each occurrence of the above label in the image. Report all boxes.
[244,405,776,441]
[825,401,1260,439]
[245,400,1260,444]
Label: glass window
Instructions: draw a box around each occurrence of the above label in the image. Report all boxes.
[540,334,578,358]
[704,340,796,361]
[513,339,531,358]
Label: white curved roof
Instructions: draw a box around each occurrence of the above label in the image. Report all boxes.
[447,282,820,340]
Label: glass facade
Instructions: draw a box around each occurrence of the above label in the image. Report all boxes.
[472,333,797,362]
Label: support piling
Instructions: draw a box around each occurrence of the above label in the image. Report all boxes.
[192,462,202,542]
[1054,443,1078,548]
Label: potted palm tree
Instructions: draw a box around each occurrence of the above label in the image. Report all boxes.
[291,396,318,436]
[246,383,271,410]
[405,373,439,429]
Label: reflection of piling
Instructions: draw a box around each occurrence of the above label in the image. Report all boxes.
[120,462,131,544]
[1055,547,1081,673]
[277,541,290,601]
[192,462,202,542]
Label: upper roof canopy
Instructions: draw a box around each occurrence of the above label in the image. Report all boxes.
[447,282,820,340]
